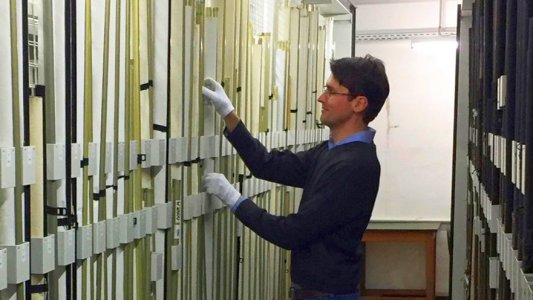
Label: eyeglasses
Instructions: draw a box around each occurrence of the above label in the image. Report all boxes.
[321,86,352,98]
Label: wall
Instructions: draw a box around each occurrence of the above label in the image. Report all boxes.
[355,0,460,31]
[336,0,462,296]
[356,39,455,296]
[360,39,455,222]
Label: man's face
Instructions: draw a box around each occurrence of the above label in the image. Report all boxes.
[317,75,357,128]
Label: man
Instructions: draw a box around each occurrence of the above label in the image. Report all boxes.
[202,55,390,300]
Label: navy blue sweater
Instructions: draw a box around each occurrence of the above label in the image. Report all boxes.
[225,122,380,294]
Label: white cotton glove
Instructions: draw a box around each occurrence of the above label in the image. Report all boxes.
[202,77,235,117]
[203,173,241,208]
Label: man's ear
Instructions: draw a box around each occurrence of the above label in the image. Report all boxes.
[351,96,368,113]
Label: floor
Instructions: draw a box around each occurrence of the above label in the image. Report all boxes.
[362,297,425,300]
[362,297,448,300]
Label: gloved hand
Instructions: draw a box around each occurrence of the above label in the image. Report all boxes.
[202,77,235,117]
[203,173,241,208]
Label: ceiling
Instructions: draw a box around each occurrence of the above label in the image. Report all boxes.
[348,0,440,4]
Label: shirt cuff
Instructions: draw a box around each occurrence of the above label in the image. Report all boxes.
[231,196,249,213]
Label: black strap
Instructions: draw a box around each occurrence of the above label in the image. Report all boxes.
[290,109,297,113]
[29,284,48,294]
[236,86,242,92]
[57,215,78,228]
[45,206,77,227]
[34,85,46,97]
[137,154,147,164]
[94,185,118,198]
[140,80,153,91]
[106,184,118,191]
[183,157,201,166]
[153,124,168,132]
[118,175,130,180]
[45,206,68,216]
[80,158,89,167]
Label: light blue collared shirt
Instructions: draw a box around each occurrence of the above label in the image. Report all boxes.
[231,127,377,212]
[327,127,376,150]
[231,195,248,212]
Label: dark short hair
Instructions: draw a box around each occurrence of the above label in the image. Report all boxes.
[330,55,390,123]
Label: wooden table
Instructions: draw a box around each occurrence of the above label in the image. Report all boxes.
[360,221,441,300]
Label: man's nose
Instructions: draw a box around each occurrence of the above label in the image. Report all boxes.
[317,93,326,103]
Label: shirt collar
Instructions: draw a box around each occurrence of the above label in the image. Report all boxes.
[328,127,376,150]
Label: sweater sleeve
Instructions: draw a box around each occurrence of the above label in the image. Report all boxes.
[234,161,379,250]
[224,121,314,188]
